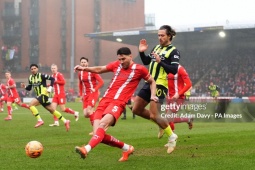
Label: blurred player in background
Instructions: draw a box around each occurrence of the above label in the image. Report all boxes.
[49,64,79,127]
[158,65,193,139]
[208,82,220,110]
[77,57,104,129]
[74,47,157,162]
[0,81,7,112]
[121,99,135,120]
[132,25,179,154]
[4,71,30,120]
[21,64,70,131]
[208,82,220,98]
[1,81,20,112]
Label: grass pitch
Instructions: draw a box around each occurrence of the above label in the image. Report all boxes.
[0,102,254,170]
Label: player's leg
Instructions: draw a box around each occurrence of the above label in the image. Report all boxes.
[28,98,44,127]
[101,133,134,162]
[12,103,18,110]
[59,94,79,121]
[0,100,4,112]
[132,96,150,119]
[75,113,115,159]
[75,99,124,159]
[121,108,127,120]
[5,100,13,120]
[150,86,178,154]
[49,102,60,127]
[44,100,70,132]
[15,97,30,109]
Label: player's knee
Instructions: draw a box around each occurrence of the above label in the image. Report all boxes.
[132,105,142,115]
[83,111,90,118]
[149,113,156,120]
[98,121,108,129]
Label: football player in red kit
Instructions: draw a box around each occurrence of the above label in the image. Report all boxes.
[74,47,158,162]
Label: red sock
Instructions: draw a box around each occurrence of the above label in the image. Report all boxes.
[169,122,175,131]
[88,128,105,148]
[20,103,30,109]
[89,112,95,126]
[53,115,58,121]
[7,106,12,116]
[64,108,75,114]
[173,118,189,123]
[101,134,124,149]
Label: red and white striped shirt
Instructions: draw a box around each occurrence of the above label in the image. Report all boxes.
[52,72,65,95]
[6,78,19,97]
[167,65,192,99]
[104,61,150,103]
[78,71,104,96]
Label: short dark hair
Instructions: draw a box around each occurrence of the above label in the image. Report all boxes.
[80,57,88,62]
[159,25,176,40]
[117,47,131,55]
[30,64,38,68]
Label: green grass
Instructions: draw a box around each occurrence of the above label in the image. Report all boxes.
[0,102,254,170]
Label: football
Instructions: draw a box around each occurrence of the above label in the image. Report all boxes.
[25,141,43,158]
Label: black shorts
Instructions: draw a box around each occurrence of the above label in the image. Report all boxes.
[127,99,131,105]
[36,95,51,107]
[137,83,167,104]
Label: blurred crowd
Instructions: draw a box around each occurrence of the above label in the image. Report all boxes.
[182,48,255,97]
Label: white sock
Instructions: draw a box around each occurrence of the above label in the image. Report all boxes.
[85,145,92,153]
[122,144,129,151]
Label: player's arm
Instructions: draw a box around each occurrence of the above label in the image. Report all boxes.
[141,66,158,102]
[74,65,108,74]
[94,74,104,91]
[42,74,55,92]
[78,72,83,97]
[21,79,32,91]
[155,49,180,75]
[43,74,55,87]
[146,76,158,102]
[179,75,192,96]
[139,39,154,65]
[6,80,16,89]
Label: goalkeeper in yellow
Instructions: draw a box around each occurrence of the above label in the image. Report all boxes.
[21,64,70,131]
[208,82,220,98]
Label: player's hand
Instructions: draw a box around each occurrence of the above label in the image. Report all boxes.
[171,94,179,100]
[20,83,26,88]
[150,96,159,102]
[139,39,148,52]
[79,95,83,102]
[152,52,161,63]
[47,86,53,93]
[90,88,95,93]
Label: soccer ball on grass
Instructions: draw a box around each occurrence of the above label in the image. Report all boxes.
[25,140,43,158]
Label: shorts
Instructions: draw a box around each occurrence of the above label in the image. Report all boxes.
[137,83,167,103]
[82,91,99,109]
[0,94,8,102]
[7,95,22,104]
[94,97,126,126]
[52,93,66,105]
[36,94,51,107]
